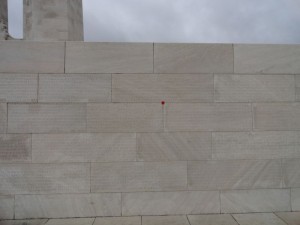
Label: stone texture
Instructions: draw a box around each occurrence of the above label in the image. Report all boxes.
[122,191,220,216]
[137,132,211,161]
[275,212,300,225]
[166,103,252,131]
[91,162,187,192]
[0,220,48,225]
[94,217,141,225]
[221,189,291,213]
[212,131,300,160]
[0,163,90,194]
[291,189,300,211]
[0,41,64,73]
[188,160,282,190]
[0,103,7,133]
[296,75,300,101]
[66,42,153,73]
[8,104,86,133]
[142,216,189,225]
[232,213,287,225]
[0,74,38,102]
[234,44,300,74]
[0,195,14,219]
[215,74,295,102]
[154,43,233,73]
[112,74,213,103]
[254,103,300,131]
[87,103,162,132]
[39,74,111,102]
[32,133,136,163]
[15,193,121,219]
[45,218,95,225]
[0,134,31,162]
[282,159,300,187]
[188,214,238,225]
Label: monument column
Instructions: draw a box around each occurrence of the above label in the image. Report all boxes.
[0,0,9,40]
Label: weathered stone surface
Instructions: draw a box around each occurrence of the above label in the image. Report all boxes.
[188,214,238,225]
[45,218,95,225]
[233,213,287,225]
[112,74,213,102]
[0,74,37,102]
[221,189,291,213]
[122,191,220,216]
[66,42,153,73]
[296,75,300,101]
[234,44,300,74]
[188,160,282,190]
[8,104,86,133]
[291,189,300,211]
[215,74,295,102]
[154,43,233,73]
[275,212,300,225]
[137,132,211,161]
[0,195,14,219]
[212,131,300,160]
[94,217,141,225]
[0,134,31,162]
[91,162,187,192]
[0,163,90,194]
[166,103,252,131]
[142,216,189,225]
[0,103,7,133]
[39,74,111,102]
[0,220,48,225]
[15,193,121,219]
[32,133,136,163]
[253,103,300,131]
[0,41,64,73]
[282,159,300,188]
[87,103,162,132]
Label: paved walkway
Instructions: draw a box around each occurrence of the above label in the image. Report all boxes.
[0,212,299,225]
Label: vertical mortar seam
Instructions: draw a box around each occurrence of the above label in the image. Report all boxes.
[186,215,192,225]
[231,214,241,225]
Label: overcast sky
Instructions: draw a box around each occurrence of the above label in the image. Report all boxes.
[8,0,300,43]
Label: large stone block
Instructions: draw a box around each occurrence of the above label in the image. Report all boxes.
[233,213,287,225]
[8,104,86,133]
[282,159,300,188]
[0,74,38,102]
[296,75,300,101]
[142,216,189,225]
[215,74,295,102]
[188,215,239,225]
[39,74,111,102]
[87,103,163,132]
[188,160,282,190]
[166,103,252,131]
[0,195,14,219]
[0,163,90,194]
[0,103,7,133]
[253,103,300,131]
[0,219,47,225]
[234,44,300,74]
[154,43,233,73]
[212,131,300,160]
[32,133,136,163]
[45,218,95,225]
[91,162,187,192]
[122,191,220,216]
[112,74,213,102]
[65,42,153,73]
[221,189,291,213]
[275,212,300,225]
[137,132,211,161]
[15,193,121,219]
[0,41,64,73]
[291,188,300,211]
[94,217,141,225]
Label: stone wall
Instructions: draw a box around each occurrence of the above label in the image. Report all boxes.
[0,41,300,219]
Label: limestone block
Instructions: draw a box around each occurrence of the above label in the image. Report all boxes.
[291,189,300,211]
[91,162,187,192]
[232,213,287,225]
[0,220,48,225]
[137,132,211,161]
[87,103,162,132]
[215,74,295,102]
[0,74,37,102]
[8,104,86,133]
[275,212,300,225]
[65,42,153,73]
[32,133,136,163]
[154,43,233,73]
[221,189,291,213]
[0,195,14,219]
[188,160,282,190]
[39,74,111,102]
[142,216,189,225]
[166,103,252,131]
[45,218,95,225]
[188,214,238,225]
[15,193,121,219]
[93,217,141,225]
[234,44,300,74]
[253,103,300,131]
[212,131,300,160]
[0,163,90,194]
[296,75,300,101]
[112,74,213,102]
[122,191,220,216]
[0,134,31,162]
[282,159,300,187]
[0,103,7,133]
[0,41,64,73]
